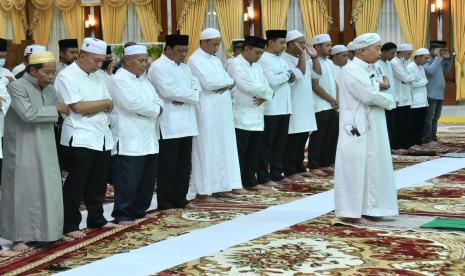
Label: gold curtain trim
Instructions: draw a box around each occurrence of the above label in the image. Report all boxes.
[0,0,25,10]
[31,0,54,10]
[102,0,128,8]
[55,0,77,11]
[21,8,39,35]
[133,0,162,32]
[318,0,333,24]
[177,0,197,30]
[351,0,365,23]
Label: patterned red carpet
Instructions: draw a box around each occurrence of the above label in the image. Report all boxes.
[0,124,464,275]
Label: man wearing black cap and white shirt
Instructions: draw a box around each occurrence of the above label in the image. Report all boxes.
[228,35,273,191]
[257,29,295,187]
[422,40,452,144]
[225,39,245,74]
[55,37,118,239]
[334,33,397,224]
[147,34,200,214]
[57,39,79,73]
[308,33,338,177]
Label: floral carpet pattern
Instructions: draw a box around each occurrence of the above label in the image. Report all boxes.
[0,124,464,275]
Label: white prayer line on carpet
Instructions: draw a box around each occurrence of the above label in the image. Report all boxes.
[58,157,465,276]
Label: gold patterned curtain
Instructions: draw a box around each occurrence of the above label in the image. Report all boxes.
[351,0,382,35]
[101,0,128,44]
[0,0,26,43]
[134,0,162,42]
[451,0,465,100]
[177,0,207,58]
[393,0,428,50]
[56,0,84,46]
[30,0,54,47]
[299,0,332,40]
[0,8,6,37]
[214,0,242,54]
[261,0,290,33]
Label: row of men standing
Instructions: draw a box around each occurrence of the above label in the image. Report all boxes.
[0,28,344,252]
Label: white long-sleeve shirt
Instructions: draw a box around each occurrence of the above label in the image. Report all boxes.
[390,56,415,106]
[312,56,337,113]
[407,62,429,108]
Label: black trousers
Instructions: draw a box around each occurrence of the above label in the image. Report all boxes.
[308,109,339,169]
[54,116,67,171]
[111,154,158,222]
[284,132,309,176]
[257,115,290,183]
[410,107,426,146]
[393,106,412,149]
[423,98,443,143]
[62,146,111,234]
[157,136,192,210]
[235,129,262,188]
[385,108,396,149]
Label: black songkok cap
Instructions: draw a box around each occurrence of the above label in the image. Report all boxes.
[106,45,112,55]
[430,40,447,48]
[0,38,7,51]
[165,34,189,48]
[381,42,397,52]
[265,30,287,40]
[232,39,245,49]
[244,36,266,49]
[58,39,78,50]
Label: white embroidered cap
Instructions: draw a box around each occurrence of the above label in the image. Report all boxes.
[331,45,348,55]
[350,33,381,50]
[286,30,305,43]
[415,48,430,56]
[347,41,355,51]
[312,34,331,45]
[24,44,46,56]
[81,37,107,55]
[398,43,413,52]
[200,28,221,40]
[124,45,148,56]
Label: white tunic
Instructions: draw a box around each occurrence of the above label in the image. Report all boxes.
[334,57,398,218]
[282,52,317,134]
[147,54,200,139]
[375,60,397,102]
[187,48,242,195]
[0,67,14,139]
[12,63,26,76]
[407,62,429,108]
[313,57,337,113]
[229,54,274,131]
[390,56,415,106]
[109,68,163,156]
[55,62,114,151]
[0,81,11,158]
[258,52,292,116]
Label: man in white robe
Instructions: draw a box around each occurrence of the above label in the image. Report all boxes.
[147,34,200,214]
[281,30,320,181]
[408,48,429,147]
[187,28,244,202]
[334,33,398,224]
[110,44,163,225]
[391,44,415,149]
[330,45,349,79]
[257,29,294,186]
[229,36,274,190]
[225,39,245,74]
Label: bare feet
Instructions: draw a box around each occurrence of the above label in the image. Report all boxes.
[280,177,293,183]
[185,203,198,209]
[300,171,316,178]
[247,184,273,191]
[321,167,334,174]
[117,221,138,226]
[160,208,178,215]
[102,222,121,228]
[363,215,395,222]
[11,242,33,253]
[392,149,409,155]
[231,188,249,195]
[196,195,223,203]
[65,230,86,239]
[0,249,18,257]
[340,217,375,225]
[61,235,74,242]
[287,174,307,182]
[262,181,279,187]
[310,169,328,177]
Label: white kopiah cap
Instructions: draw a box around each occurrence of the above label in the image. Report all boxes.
[24,44,46,56]
[331,45,348,55]
[286,30,304,43]
[350,33,381,50]
[398,43,413,52]
[312,34,331,45]
[124,45,148,56]
[347,41,355,51]
[415,48,430,56]
[81,37,107,55]
[200,28,221,40]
